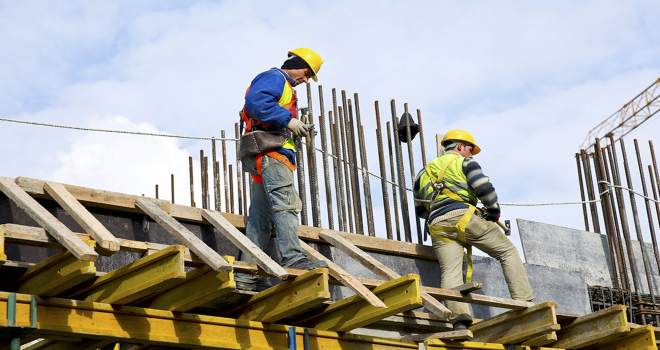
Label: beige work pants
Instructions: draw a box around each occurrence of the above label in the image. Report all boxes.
[431,212,533,323]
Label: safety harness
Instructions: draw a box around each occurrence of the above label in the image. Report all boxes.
[252,151,296,183]
[424,154,481,283]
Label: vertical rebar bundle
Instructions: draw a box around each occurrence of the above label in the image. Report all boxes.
[375,101,393,240]
[386,122,402,241]
[391,100,412,242]
[354,93,375,236]
[212,138,220,211]
[189,156,195,207]
[403,104,423,243]
[222,130,229,212]
[306,83,321,227]
[318,86,334,230]
[235,123,243,216]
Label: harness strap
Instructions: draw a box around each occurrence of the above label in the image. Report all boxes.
[252,151,296,183]
[427,205,478,283]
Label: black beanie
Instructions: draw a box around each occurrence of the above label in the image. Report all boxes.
[397,112,419,143]
[281,54,311,70]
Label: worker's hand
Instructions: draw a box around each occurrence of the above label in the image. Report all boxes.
[287,118,308,137]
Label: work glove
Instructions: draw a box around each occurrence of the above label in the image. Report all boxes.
[487,214,500,222]
[287,118,308,137]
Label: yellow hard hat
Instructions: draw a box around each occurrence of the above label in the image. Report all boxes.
[288,48,323,82]
[441,129,481,155]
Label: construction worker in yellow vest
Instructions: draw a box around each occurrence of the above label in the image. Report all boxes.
[413,130,533,331]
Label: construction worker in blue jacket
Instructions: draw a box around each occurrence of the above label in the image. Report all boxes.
[413,130,533,331]
[235,48,328,291]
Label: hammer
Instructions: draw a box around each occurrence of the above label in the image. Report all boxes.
[497,220,511,236]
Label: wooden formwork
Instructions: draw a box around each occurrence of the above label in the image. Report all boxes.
[0,176,656,350]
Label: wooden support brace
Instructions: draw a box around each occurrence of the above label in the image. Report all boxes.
[552,305,629,349]
[318,229,451,319]
[0,292,420,350]
[67,245,186,305]
[14,241,97,297]
[470,301,560,344]
[0,177,98,261]
[598,325,656,350]
[295,274,423,332]
[299,240,386,308]
[423,285,533,310]
[145,257,235,312]
[44,182,121,254]
[450,282,483,293]
[221,268,330,322]
[425,339,558,350]
[135,198,232,272]
[377,311,452,331]
[400,330,473,342]
[202,209,288,279]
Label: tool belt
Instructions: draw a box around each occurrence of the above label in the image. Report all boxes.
[238,130,288,160]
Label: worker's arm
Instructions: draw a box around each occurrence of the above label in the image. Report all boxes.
[244,70,293,128]
[463,158,501,220]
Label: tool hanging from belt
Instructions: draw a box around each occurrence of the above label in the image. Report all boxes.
[424,154,481,283]
[252,151,296,183]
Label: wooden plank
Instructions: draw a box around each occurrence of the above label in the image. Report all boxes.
[552,305,629,349]
[425,339,558,350]
[15,241,97,296]
[296,274,424,332]
[450,282,483,293]
[423,285,533,310]
[2,292,420,350]
[16,176,438,261]
[67,245,186,305]
[221,268,330,322]
[146,257,235,312]
[522,332,558,346]
[596,325,656,350]
[299,240,386,308]
[400,330,473,342]
[470,301,560,344]
[0,176,98,261]
[202,209,288,279]
[135,198,231,272]
[376,311,452,331]
[44,181,121,254]
[318,229,451,319]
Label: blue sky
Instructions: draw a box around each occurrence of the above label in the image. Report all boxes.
[1,0,660,253]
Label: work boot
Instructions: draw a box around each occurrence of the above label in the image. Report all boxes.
[453,320,472,331]
[288,258,329,270]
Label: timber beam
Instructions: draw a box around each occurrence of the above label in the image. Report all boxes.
[470,301,560,344]
[66,245,186,305]
[551,305,629,349]
[144,257,235,312]
[220,268,330,322]
[0,227,6,266]
[294,274,423,332]
[22,338,115,350]
[0,292,419,350]
[425,339,560,350]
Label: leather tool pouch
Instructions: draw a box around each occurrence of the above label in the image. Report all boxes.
[238,131,288,159]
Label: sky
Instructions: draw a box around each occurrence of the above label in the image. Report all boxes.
[1,0,660,257]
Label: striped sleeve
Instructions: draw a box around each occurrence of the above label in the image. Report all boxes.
[463,158,500,219]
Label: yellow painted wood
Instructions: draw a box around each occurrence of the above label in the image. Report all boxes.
[298,274,423,332]
[0,225,7,265]
[23,338,114,350]
[594,325,656,350]
[522,332,558,346]
[16,241,97,296]
[0,292,419,350]
[222,267,330,322]
[69,245,186,305]
[426,339,561,350]
[470,301,560,344]
[553,305,629,349]
[147,256,235,312]
[0,176,98,261]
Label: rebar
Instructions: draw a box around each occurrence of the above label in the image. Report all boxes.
[347,98,364,235]
[634,139,660,324]
[222,130,229,212]
[391,103,412,242]
[337,105,354,233]
[295,131,308,226]
[619,138,645,323]
[318,86,334,230]
[171,174,174,204]
[204,156,210,209]
[648,166,660,284]
[212,138,220,211]
[342,92,360,234]
[306,83,321,227]
[581,150,601,233]
[333,89,350,232]
[417,109,427,165]
[387,122,402,241]
[576,153,590,231]
[155,184,159,199]
[200,150,206,209]
[604,146,630,290]
[235,123,243,216]
[329,112,345,231]
[375,101,393,240]
[404,104,423,243]
[354,93,375,236]
[229,164,234,214]
[189,156,195,207]
[593,139,621,289]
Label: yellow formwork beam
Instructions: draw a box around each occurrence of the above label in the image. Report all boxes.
[596,325,657,350]
[0,292,419,350]
[15,241,97,297]
[0,225,7,265]
[67,245,185,305]
[23,338,115,350]
[425,339,562,350]
[552,305,629,349]
[297,274,423,332]
[221,267,330,322]
[471,301,560,344]
[146,256,235,312]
